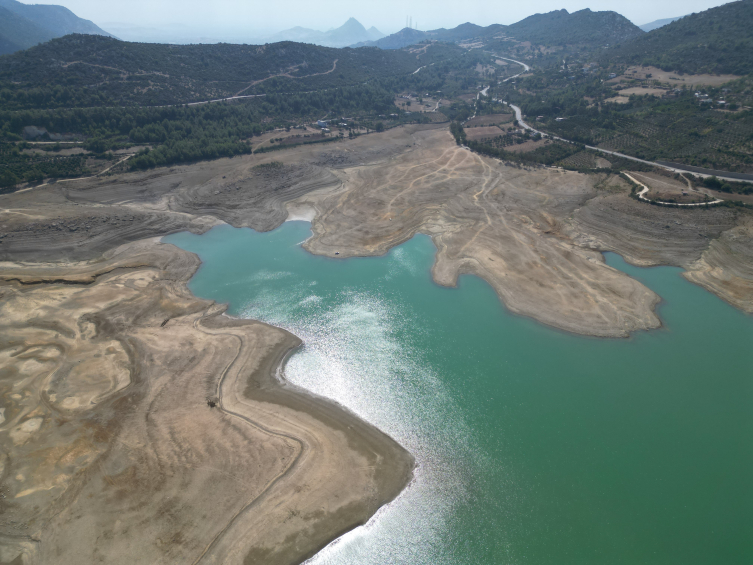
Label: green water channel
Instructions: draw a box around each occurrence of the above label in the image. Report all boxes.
[165,222,752,565]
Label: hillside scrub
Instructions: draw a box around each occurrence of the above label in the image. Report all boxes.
[605,0,753,75]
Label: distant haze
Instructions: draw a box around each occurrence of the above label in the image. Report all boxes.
[21,0,734,42]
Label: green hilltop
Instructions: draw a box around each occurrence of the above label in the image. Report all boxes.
[607,0,753,75]
[504,8,643,47]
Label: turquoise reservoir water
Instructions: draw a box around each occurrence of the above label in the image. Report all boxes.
[165,223,753,565]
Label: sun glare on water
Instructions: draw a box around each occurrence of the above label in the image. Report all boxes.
[239,266,492,564]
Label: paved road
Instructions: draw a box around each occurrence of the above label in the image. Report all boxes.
[492,55,530,72]
[506,102,751,185]
[486,53,530,83]
[467,86,491,121]
[484,55,750,185]
[464,54,529,123]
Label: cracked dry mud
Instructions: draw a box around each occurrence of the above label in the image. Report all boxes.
[0,123,750,564]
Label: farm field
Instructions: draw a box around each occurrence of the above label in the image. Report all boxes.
[617,66,741,87]
[465,113,514,127]
[612,87,668,97]
[464,126,506,141]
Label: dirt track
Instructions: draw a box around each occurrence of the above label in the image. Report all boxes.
[0,122,750,563]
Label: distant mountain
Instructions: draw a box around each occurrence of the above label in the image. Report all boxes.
[357,9,641,51]
[355,27,429,49]
[608,0,753,75]
[0,6,56,54]
[265,26,325,45]
[366,26,384,41]
[638,16,684,32]
[505,8,643,46]
[326,17,383,47]
[0,0,112,55]
[354,22,506,49]
[266,18,383,48]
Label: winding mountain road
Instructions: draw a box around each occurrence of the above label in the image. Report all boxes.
[505,102,744,186]
[486,56,748,186]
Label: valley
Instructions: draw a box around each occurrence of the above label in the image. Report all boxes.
[0,119,750,563]
[0,1,752,563]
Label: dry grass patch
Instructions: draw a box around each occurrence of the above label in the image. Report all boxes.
[614,86,668,97]
[249,128,310,148]
[622,66,740,87]
[465,114,514,127]
[475,63,496,75]
[504,139,547,153]
[394,95,440,113]
[464,126,504,141]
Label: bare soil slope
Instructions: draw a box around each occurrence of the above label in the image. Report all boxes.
[0,122,750,564]
[0,239,412,564]
[290,129,666,336]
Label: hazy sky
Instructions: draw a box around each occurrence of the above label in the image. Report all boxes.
[30,0,733,37]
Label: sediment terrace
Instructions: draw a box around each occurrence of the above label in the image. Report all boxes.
[0,239,411,564]
[0,123,750,563]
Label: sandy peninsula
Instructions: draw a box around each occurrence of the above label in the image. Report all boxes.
[0,238,412,564]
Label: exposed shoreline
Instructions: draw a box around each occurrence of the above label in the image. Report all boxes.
[190,270,416,564]
[0,237,414,564]
[2,124,749,335]
[0,122,750,563]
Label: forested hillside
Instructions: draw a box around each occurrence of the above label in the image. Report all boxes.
[7,4,750,186]
[607,0,753,74]
[0,34,490,182]
[0,35,449,108]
